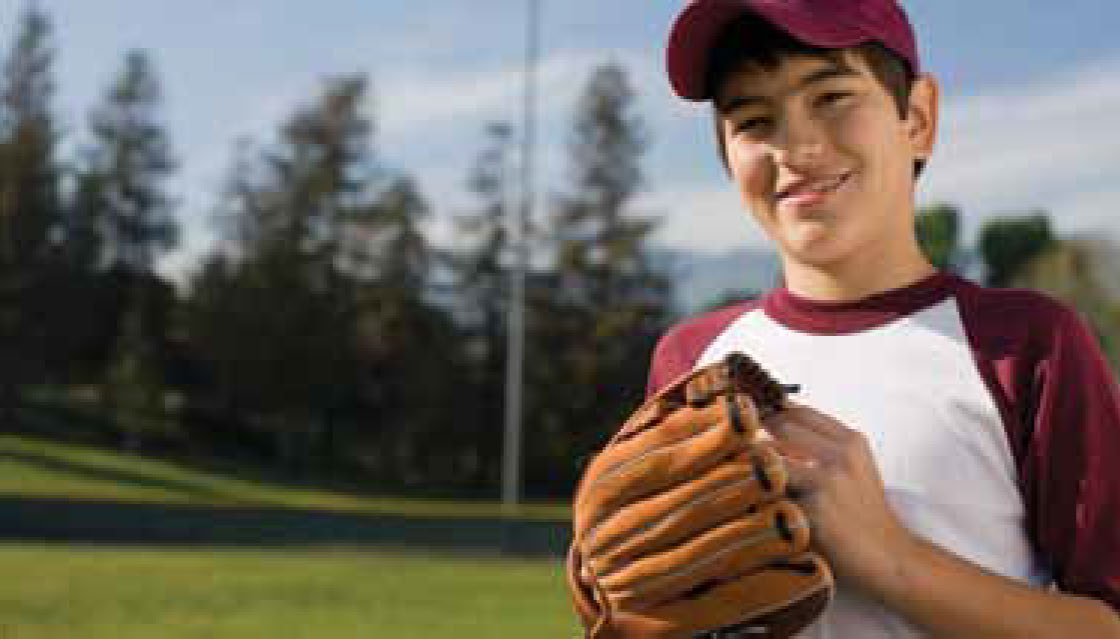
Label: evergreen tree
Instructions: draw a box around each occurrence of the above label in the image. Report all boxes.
[352,171,475,487]
[83,49,178,273]
[188,74,458,480]
[529,62,672,493]
[553,63,659,312]
[78,50,180,446]
[190,76,373,466]
[103,303,169,450]
[0,5,63,418]
[0,5,60,264]
[450,121,516,487]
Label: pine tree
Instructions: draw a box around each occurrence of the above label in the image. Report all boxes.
[553,63,657,311]
[103,304,168,450]
[529,62,672,493]
[450,121,516,487]
[77,50,180,447]
[189,75,442,473]
[83,49,178,273]
[0,5,60,264]
[189,76,373,466]
[0,5,63,419]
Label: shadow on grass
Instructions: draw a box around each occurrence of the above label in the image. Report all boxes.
[11,402,556,511]
[0,449,237,502]
[4,404,574,557]
[0,497,571,557]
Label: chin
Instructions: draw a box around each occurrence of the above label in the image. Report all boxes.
[781,229,857,268]
[784,221,840,251]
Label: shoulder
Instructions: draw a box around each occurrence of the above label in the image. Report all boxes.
[646,300,760,397]
[950,276,1086,355]
[953,276,1069,324]
[950,277,1104,421]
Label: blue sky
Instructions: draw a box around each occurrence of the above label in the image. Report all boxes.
[12,1,1120,282]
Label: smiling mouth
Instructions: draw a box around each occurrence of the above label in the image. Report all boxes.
[776,172,853,205]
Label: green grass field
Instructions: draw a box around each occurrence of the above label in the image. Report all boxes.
[0,545,579,638]
[1,434,579,637]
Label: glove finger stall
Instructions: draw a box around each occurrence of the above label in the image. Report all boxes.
[599,500,812,608]
[585,446,788,571]
[608,360,766,447]
[582,400,726,489]
[639,552,833,637]
[575,412,749,535]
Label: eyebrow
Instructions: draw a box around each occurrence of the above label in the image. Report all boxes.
[716,64,860,114]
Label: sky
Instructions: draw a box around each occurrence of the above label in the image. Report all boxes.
[9,1,1120,283]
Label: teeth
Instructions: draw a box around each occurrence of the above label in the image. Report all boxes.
[785,174,846,198]
[805,176,843,192]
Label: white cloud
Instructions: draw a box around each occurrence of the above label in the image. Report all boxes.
[920,57,1120,243]
[378,49,606,135]
[638,183,769,252]
[1050,186,1120,238]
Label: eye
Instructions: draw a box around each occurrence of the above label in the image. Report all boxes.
[816,91,853,108]
[734,116,773,135]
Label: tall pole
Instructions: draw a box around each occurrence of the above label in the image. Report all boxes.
[503,0,539,513]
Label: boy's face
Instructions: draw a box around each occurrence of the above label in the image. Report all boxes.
[714,49,937,270]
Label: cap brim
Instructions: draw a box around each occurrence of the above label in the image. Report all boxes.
[667,0,870,101]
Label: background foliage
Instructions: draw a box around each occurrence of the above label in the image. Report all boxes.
[2,5,1117,500]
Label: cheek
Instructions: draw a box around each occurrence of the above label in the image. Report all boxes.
[727,141,775,204]
[843,110,908,180]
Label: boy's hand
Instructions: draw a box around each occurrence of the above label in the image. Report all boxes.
[766,403,915,593]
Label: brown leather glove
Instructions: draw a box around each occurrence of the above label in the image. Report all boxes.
[568,353,833,638]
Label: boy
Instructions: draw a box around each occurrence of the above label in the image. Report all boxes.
[567,0,1120,636]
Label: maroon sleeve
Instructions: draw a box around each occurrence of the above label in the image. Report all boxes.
[958,280,1120,611]
[1024,302,1120,610]
[645,301,757,397]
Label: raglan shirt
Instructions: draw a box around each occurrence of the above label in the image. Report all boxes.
[644,271,1120,637]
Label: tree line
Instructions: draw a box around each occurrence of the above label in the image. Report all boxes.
[1,7,668,497]
[3,7,1116,498]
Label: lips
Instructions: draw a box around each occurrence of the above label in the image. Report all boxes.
[776,172,853,204]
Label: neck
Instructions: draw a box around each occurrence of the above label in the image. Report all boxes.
[780,239,937,303]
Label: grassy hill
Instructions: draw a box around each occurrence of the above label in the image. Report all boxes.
[0,433,570,522]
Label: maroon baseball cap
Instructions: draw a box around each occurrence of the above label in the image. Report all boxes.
[667,0,920,101]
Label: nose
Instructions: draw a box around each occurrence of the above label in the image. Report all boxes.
[771,115,825,170]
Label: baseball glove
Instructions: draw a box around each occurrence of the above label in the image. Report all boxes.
[567,352,833,638]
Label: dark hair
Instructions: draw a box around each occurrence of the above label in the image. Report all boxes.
[706,13,925,179]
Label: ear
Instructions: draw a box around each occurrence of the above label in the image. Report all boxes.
[905,73,939,162]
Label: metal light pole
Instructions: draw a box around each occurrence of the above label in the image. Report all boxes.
[503,0,539,513]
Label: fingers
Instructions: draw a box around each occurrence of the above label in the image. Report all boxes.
[767,403,873,499]
[765,403,838,440]
[765,403,852,466]
[782,453,823,498]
